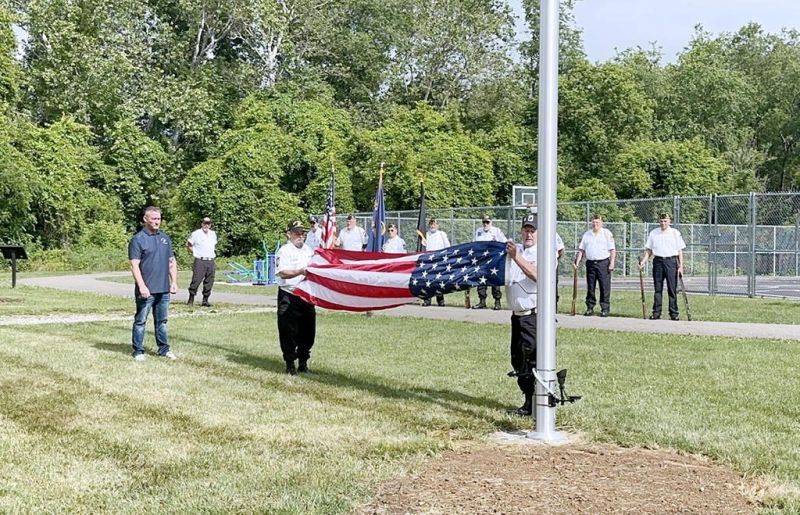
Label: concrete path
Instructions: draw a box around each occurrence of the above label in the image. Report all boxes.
[17,273,800,341]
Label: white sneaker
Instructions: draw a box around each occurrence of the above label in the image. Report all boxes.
[133,354,147,362]
[163,351,178,360]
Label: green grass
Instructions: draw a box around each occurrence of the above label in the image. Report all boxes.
[0,285,251,317]
[0,296,799,512]
[0,285,132,316]
[564,287,800,324]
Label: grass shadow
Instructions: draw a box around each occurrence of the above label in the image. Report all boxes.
[183,336,512,426]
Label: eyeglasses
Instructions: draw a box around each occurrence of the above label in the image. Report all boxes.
[482,221,490,224]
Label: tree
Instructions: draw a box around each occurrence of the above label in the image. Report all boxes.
[474,121,536,203]
[520,0,585,94]
[611,139,726,199]
[353,103,494,210]
[0,7,19,107]
[385,0,516,108]
[102,121,177,230]
[556,59,654,184]
[0,116,39,243]
[176,128,304,255]
[13,118,125,248]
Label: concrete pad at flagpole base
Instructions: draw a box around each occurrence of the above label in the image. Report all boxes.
[526,428,568,442]
[490,429,579,446]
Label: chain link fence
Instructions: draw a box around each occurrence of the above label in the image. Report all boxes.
[350,192,800,298]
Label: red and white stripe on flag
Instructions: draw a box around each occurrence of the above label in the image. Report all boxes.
[321,217,337,249]
[293,248,421,311]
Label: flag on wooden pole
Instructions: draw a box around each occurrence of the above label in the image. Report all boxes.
[321,170,337,249]
[415,182,427,252]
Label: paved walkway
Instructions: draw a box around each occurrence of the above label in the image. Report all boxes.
[16,273,800,341]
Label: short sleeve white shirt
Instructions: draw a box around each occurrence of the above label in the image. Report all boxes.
[578,228,615,260]
[276,242,314,292]
[305,227,322,249]
[187,229,217,258]
[506,244,537,312]
[475,225,507,243]
[382,237,406,253]
[339,226,367,251]
[425,230,450,252]
[555,233,565,254]
[645,227,686,257]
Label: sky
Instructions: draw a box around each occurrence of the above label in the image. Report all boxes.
[509,0,800,63]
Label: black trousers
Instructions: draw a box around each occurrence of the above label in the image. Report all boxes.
[477,284,502,301]
[652,256,679,318]
[277,288,316,363]
[510,312,537,396]
[585,258,611,311]
[188,258,216,299]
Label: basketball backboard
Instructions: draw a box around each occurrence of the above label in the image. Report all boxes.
[511,185,538,209]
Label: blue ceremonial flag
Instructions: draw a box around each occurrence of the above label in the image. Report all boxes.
[366,173,386,252]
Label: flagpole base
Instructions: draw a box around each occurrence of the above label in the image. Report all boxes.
[526,429,567,443]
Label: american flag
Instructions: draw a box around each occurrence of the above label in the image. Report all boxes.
[293,241,508,311]
[321,172,337,249]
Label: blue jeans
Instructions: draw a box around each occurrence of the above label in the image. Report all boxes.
[132,293,171,356]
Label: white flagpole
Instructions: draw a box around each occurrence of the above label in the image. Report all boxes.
[528,0,565,442]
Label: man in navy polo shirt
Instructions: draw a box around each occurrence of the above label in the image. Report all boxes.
[129,206,178,361]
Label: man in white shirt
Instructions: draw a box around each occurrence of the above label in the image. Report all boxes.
[276,220,316,375]
[473,214,507,310]
[504,213,539,417]
[186,216,218,307]
[337,214,367,251]
[423,218,451,306]
[639,213,686,321]
[305,216,323,250]
[382,223,406,253]
[573,215,616,317]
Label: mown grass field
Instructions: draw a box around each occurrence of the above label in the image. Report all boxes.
[0,286,799,512]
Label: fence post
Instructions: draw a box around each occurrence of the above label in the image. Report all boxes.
[794,211,800,277]
[673,196,681,225]
[709,193,716,296]
[748,192,757,297]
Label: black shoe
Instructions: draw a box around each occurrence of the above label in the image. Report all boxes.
[437,301,445,307]
[201,297,211,307]
[187,295,195,306]
[472,302,487,310]
[285,362,297,375]
[649,314,660,320]
[493,300,502,311]
[670,315,680,321]
[298,361,309,373]
[506,403,532,417]
[583,309,593,316]
[422,299,431,307]
[600,310,610,318]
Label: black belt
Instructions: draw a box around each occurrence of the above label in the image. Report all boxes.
[196,257,215,261]
[587,258,609,263]
[654,255,677,260]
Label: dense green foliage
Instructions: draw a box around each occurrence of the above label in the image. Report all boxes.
[2,2,800,258]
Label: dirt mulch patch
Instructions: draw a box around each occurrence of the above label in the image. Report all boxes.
[359,438,756,514]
